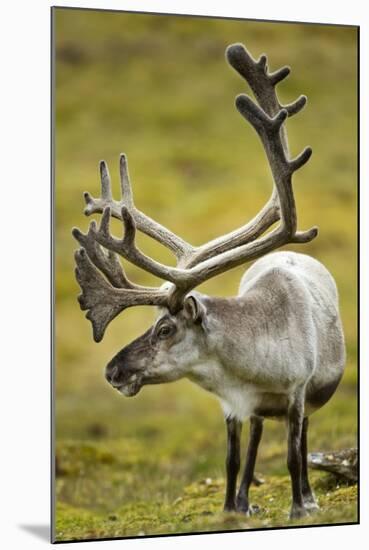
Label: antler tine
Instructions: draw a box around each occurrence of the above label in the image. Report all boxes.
[83,155,194,260]
[100,160,113,200]
[72,223,136,289]
[74,248,168,342]
[119,153,134,207]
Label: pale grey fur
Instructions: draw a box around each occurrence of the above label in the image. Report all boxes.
[109,251,345,423]
[193,251,345,420]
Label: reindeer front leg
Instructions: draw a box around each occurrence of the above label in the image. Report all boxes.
[287,388,308,519]
[224,417,242,511]
[236,415,264,514]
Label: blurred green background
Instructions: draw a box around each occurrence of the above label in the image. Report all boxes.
[54,8,357,542]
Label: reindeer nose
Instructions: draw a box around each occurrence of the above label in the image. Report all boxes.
[105,364,119,385]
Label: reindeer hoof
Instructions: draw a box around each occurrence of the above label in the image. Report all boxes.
[223,502,237,513]
[289,505,308,520]
[235,502,250,515]
[236,500,260,516]
[304,500,320,513]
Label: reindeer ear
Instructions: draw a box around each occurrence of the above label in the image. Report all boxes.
[183,295,206,324]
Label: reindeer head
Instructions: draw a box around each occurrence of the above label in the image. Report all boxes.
[104,294,209,396]
[72,43,317,396]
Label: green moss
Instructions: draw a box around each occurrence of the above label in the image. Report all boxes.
[55,471,357,541]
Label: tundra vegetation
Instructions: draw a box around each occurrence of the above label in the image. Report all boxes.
[54,8,357,542]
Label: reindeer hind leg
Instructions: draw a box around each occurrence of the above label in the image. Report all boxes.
[301,416,319,511]
[287,386,309,519]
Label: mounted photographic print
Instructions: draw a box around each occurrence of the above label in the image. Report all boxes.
[52,6,358,543]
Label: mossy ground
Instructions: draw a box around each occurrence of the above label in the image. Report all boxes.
[54,9,358,543]
[54,373,358,542]
[55,441,357,541]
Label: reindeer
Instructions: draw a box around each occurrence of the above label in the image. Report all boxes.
[72,43,345,519]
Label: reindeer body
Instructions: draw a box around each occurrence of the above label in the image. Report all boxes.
[187,251,345,421]
[73,43,346,519]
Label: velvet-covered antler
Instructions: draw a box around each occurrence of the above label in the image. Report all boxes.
[73,43,317,341]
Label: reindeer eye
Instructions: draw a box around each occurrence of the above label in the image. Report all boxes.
[157,324,175,339]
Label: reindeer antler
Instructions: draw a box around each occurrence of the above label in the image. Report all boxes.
[73,43,317,341]
[83,155,194,262]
